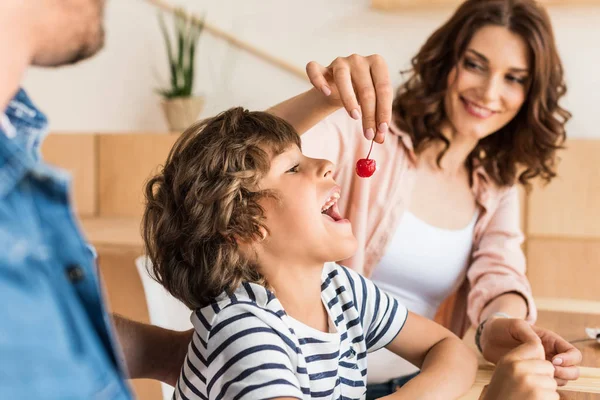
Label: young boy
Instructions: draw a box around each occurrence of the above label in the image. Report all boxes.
[142,107,478,400]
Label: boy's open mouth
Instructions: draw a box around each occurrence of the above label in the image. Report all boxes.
[321,187,343,222]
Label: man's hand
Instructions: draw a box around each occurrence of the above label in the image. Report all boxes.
[480,317,581,385]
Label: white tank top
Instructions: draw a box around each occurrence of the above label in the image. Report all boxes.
[367,210,477,384]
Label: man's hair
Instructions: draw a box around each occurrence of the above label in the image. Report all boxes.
[142,107,301,309]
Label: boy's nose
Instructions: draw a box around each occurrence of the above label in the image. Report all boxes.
[317,159,335,179]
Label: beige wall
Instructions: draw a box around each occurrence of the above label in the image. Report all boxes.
[22,1,600,137]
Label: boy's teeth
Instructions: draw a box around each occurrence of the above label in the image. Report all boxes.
[321,192,341,213]
[322,202,333,212]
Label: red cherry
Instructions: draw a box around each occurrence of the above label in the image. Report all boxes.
[356,158,376,177]
[356,139,376,178]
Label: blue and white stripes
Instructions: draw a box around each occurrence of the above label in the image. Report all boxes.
[174,262,407,400]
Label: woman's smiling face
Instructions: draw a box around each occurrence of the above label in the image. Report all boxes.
[444,25,531,141]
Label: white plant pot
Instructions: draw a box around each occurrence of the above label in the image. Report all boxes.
[161,96,205,132]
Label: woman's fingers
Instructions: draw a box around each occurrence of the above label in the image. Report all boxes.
[306,61,332,97]
[503,339,546,362]
[553,365,580,382]
[555,378,568,387]
[512,359,556,377]
[369,54,393,143]
[331,58,362,122]
[551,345,583,367]
[347,55,377,141]
[306,54,393,142]
[508,319,542,346]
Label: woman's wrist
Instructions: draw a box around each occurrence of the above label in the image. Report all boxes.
[479,292,528,322]
[268,88,342,135]
[303,87,344,113]
[475,312,512,353]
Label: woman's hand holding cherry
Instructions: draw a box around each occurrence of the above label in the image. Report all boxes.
[306,54,392,178]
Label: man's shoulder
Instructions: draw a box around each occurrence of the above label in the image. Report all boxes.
[4,88,47,133]
[1,88,48,160]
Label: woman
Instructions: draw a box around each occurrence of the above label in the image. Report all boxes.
[270,0,581,398]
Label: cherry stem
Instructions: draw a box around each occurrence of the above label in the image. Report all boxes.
[366,140,374,160]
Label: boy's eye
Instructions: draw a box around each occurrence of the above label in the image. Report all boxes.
[286,164,299,173]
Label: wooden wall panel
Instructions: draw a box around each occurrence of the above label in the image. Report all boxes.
[98,134,179,218]
[526,140,600,304]
[528,140,600,238]
[80,217,144,249]
[97,246,162,400]
[526,237,600,301]
[41,133,97,217]
[527,140,600,238]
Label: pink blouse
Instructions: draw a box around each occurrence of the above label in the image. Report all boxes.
[301,109,536,336]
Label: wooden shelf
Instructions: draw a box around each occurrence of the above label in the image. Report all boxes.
[79,217,143,249]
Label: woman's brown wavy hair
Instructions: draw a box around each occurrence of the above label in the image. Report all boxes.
[142,107,301,309]
[393,0,570,187]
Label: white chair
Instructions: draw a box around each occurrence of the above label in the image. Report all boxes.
[135,255,193,400]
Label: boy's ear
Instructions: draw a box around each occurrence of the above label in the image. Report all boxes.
[235,226,267,261]
[258,226,268,242]
[233,226,268,245]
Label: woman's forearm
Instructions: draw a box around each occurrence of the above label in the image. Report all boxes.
[267,88,341,135]
[480,292,528,322]
[386,337,478,400]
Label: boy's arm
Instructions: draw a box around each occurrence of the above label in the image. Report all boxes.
[346,266,477,399]
[383,312,478,400]
[112,314,192,386]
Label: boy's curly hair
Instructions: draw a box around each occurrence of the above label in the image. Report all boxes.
[142,107,301,309]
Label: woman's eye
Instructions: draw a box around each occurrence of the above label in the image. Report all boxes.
[464,59,484,71]
[286,164,299,173]
[506,75,527,85]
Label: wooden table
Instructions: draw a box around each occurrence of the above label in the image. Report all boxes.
[461,306,600,399]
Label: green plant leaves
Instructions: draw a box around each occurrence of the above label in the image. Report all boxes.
[156,9,205,99]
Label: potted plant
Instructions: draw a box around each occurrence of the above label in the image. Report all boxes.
[157,8,205,132]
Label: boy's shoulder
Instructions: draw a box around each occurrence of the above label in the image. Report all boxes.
[322,262,382,316]
[191,282,291,342]
[322,261,366,290]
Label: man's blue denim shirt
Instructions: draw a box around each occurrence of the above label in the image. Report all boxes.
[0,89,133,399]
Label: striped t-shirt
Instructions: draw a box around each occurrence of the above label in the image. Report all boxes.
[175,262,408,400]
